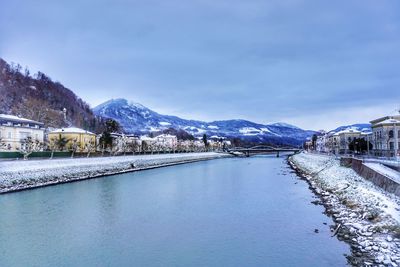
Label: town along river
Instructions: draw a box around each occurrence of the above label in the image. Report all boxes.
[0,155,350,266]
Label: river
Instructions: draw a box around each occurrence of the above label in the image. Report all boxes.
[0,155,350,266]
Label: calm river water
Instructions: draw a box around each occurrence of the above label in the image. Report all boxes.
[0,155,349,266]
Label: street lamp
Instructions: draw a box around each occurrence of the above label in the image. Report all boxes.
[394,122,398,160]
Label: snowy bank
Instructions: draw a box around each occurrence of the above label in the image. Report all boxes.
[289,152,400,266]
[0,152,230,194]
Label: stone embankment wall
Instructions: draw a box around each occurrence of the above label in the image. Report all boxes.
[341,157,400,197]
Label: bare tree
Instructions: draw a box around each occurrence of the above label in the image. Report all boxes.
[70,138,80,158]
[98,140,107,157]
[0,137,6,150]
[84,140,96,158]
[12,98,64,127]
[24,66,30,77]
[18,137,43,160]
[141,141,148,154]
[109,136,122,156]
[120,136,128,156]
[47,138,58,159]
[130,139,139,155]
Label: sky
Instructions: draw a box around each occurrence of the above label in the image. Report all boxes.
[1,0,399,130]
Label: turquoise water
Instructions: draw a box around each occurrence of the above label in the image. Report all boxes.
[0,155,349,266]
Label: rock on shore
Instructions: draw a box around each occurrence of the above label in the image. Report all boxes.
[289,152,400,267]
[0,152,230,194]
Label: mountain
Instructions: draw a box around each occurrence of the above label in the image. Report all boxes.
[94,98,315,146]
[0,57,106,131]
[329,123,371,134]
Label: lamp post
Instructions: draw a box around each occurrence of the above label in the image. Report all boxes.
[394,122,398,160]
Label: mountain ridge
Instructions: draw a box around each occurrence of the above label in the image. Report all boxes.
[329,123,371,134]
[94,98,316,146]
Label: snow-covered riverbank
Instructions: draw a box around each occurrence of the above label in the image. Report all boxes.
[289,152,400,266]
[0,152,231,194]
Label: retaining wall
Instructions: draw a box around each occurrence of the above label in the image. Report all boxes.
[340,157,400,197]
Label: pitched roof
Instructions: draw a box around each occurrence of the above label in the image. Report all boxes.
[373,118,400,126]
[0,114,44,125]
[50,127,95,135]
[333,128,361,135]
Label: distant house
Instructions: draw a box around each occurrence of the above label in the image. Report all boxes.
[334,128,362,154]
[326,132,339,154]
[154,134,178,150]
[48,127,96,152]
[316,130,329,153]
[107,133,141,153]
[370,113,400,157]
[0,114,45,151]
[304,139,313,151]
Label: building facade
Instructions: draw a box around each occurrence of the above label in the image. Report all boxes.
[315,131,329,153]
[327,129,362,154]
[370,114,400,157]
[0,114,45,151]
[154,134,178,150]
[48,127,96,152]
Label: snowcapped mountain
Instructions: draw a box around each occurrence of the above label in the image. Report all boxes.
[93,98,315,145]
[329,123,371,134]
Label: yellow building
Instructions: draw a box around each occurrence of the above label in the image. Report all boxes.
[48,127,96,152]
[0,114,45,151]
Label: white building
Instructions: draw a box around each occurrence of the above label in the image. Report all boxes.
[140,136,157,152]
[315,131,329,153]
[0,114,45,151]
[370,113,400,157]
[334,128,362,154]
[154,134,178,150]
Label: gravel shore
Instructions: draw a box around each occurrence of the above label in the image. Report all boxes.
[0,152,231,194]
[289,152,400,267]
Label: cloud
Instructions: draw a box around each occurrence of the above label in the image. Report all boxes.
[1,0,399,130]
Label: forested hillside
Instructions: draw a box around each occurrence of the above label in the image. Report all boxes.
[0,58,107,132]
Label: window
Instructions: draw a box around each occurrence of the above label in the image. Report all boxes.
[389,130,394,138]
[389,142,394,150]
[19,132,31,140]
[8,132,11,139]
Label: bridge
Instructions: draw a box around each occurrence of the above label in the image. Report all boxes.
[228,145,302,157]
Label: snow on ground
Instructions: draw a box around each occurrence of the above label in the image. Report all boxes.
[0,152,229,193]
[365,158,400,170]
[239,127,262,136]
[207,125,219,129]
[184,126,206,134]
[364,163,400,184]
[290,152,400,266]
[238,127,280,136]
[261,127,281,136]
[292,152,400,222]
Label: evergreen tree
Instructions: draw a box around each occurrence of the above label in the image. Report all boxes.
[202,134,208,147]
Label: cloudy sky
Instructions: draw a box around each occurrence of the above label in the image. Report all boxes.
[1,0,399,130]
